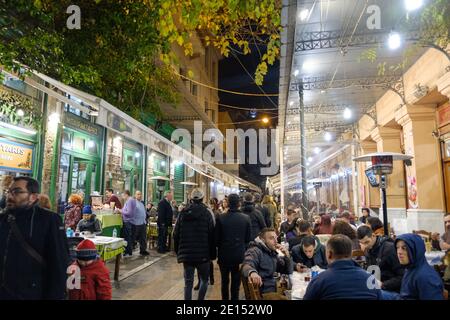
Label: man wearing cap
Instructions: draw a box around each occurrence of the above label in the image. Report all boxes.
[76,205,102,236]
[68,239,112,300]
[173,189,215,300]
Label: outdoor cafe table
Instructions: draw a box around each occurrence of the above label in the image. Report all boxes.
[78,235,127,281]
[148,222,175,250]
[289,271,311,300]
[94,210,123,237]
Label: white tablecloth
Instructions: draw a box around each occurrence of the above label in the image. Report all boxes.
[80,235,127,250]
[425,251,446,266]
[289,271,311,300]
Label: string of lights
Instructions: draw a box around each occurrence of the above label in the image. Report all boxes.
[172,69,279,97]
[218,102,278,112]
[216,115,278,125]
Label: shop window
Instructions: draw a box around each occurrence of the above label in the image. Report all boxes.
[62,131,73,150]
[73,136,85,151]
[445,140,450,158]
[87,140,98,155]
[190,82,198,96]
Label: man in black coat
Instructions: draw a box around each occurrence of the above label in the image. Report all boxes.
[173,189,215,300]
[157,191,173,253]
[215,193,251,300]
[241,193,266,241]
[0,177,69,300]
[357,225,405,292]
[254,193,272,228]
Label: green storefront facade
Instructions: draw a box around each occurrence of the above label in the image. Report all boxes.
[0,75,44,183]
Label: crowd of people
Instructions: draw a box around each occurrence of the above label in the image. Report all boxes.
[0,175,448,301]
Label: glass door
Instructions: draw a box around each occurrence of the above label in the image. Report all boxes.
[59,155,100,205]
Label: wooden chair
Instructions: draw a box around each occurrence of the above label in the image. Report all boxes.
[413,230,432,241]
[352,249,366,268]
[240,274,262,300]
[352,249,365,258]
[443,289,449,300]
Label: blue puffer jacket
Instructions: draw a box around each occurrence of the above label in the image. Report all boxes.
[303,259,381,300]
[395,234,444,300]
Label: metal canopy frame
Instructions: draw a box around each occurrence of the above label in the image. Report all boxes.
[294,30,421,52]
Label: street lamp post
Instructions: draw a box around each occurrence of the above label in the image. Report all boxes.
[298,84,308,220]
[353,152,413,236]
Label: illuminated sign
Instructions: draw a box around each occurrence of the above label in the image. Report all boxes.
[0,138,33,173]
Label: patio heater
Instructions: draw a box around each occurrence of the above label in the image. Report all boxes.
[308,178,324,215]
[353,152,413,236]
[149,176,171,201]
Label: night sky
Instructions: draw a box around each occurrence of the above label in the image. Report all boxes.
[218,45,280,189]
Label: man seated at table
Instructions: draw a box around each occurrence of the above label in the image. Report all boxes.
[76,205,102,235]
[439,213,450,251]
[394,233,444,300]
[291,236,327,271]
[357,225,404,293]
[241,228,293,298]
[303,234,382,300]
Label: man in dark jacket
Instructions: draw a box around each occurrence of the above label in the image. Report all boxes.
[280,209,296,235]
[287,219,312,250]
[304,234,382,300]
[241,193,266,241]
[241,228,293,295]
[157,191,173,253]
[254,193,271,228]
[173,189,215,300]
[395,233,444,300]
[359,207,370,224]
[0,177,69,300]
[215,194,251,300]
[357,225,404,292]
[291,235,328,271]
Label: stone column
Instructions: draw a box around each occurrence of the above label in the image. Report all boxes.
[41,96,62,209]
[371,126,407,234]
[357,140,380,212]
[395,104,445,233]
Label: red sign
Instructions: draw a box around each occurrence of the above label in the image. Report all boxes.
[371,156,393,175]
[438,103,450,128]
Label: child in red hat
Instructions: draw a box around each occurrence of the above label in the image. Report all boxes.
[68,239,112,300]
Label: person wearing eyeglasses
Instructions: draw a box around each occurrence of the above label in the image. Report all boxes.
[0,176,69,300]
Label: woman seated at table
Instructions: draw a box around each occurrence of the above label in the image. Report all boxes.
[76,205,102,236]
[291,236,328,272]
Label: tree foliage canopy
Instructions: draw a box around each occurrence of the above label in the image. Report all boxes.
[0,0,282,120]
